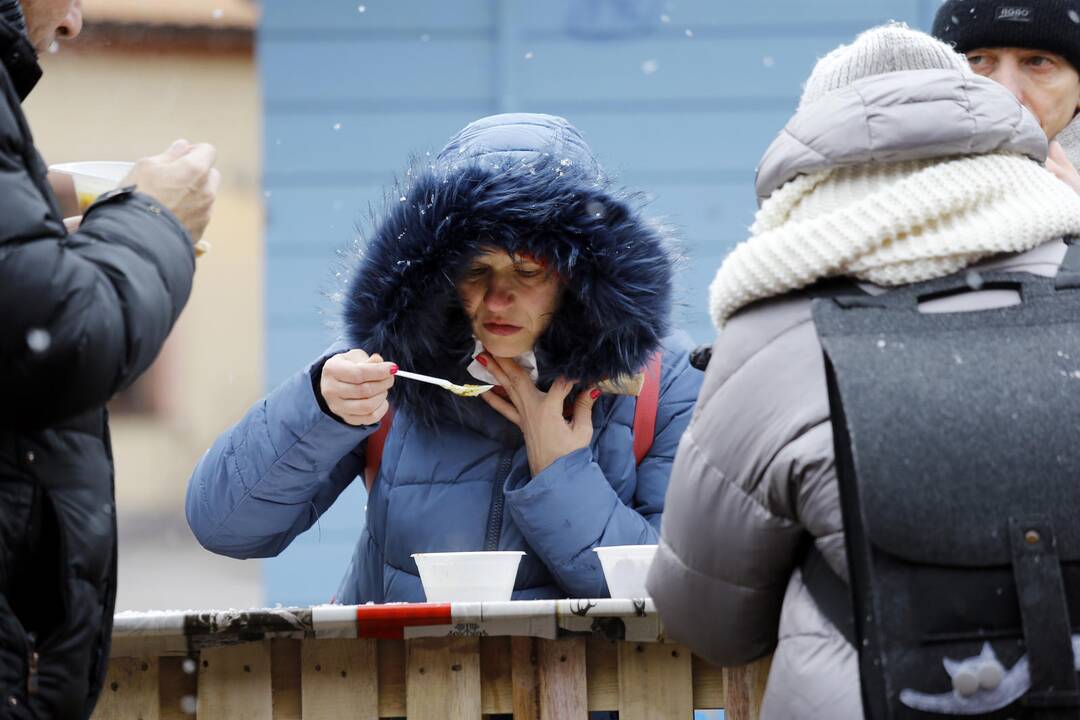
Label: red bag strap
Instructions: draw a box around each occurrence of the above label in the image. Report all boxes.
[633,351,663,466]
[364,406,394,492]
[363,350,663,491]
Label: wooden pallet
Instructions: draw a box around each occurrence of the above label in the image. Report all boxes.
[92,636,771,719]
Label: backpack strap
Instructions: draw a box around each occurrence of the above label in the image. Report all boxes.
[1055,235,1080,290]
[632,351,663,466]
[800,543,856,646]
[362,351,665,492]
[363,406,394,492]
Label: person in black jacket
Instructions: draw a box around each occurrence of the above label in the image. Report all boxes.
[0,1,220,717]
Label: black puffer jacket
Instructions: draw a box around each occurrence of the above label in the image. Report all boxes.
[0,18,194,719]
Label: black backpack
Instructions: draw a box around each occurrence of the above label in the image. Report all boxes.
[804,238,1080,719]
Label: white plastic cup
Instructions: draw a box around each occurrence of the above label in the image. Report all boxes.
[49,161,134,212]
[412,551,525,603]
[594,544,658,598]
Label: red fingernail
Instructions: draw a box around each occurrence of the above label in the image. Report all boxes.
[476,355,488,367]
[389,364,398,375]
[590,389,601,400]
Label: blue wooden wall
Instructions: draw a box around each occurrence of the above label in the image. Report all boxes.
[259,0,940,606]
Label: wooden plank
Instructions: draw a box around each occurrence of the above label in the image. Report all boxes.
[159,657,198,720]
[511,637,540,719]
[261,41,491,103]
[263,184,381,251]
[109,636,189,659]
[511,638,588,720]
[617,642,693,720]
[263,111,480,179]
[515,0,922,31]
[723,656,772,720]
[378,639,407,718]
[585,636,618,712]
[512,37,834,104]
[551,111,785,176]
[263,110,784,178]
[405,637,482,720]
[480,636,513,715]
[692,655,725,710]
[262,1,492,34]
[265,327,334,389]
[299,639,378,719]
[271,639,302,720]
[263,255,349,328]
[91,657,159,720]
[197,641,273,720]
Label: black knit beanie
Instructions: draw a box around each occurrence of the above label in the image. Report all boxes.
[932,0,1080,72]
[0,0,26,36]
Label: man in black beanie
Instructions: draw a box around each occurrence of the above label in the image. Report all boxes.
[0,1,220,717]
[933,0,1080,192]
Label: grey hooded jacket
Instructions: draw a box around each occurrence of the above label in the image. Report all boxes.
[1058,114,1080,170]
[647,69,1061,719]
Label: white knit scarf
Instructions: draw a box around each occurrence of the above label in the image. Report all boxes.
[709,153,1080,328]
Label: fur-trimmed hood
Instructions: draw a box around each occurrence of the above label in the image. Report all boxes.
[344,113,674,426]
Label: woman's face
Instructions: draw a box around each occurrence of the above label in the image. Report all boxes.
[457,249,561,358]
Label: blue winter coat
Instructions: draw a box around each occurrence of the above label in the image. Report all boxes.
[186,114,702,603]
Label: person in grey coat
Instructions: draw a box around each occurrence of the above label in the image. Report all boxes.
[647,24,1080,720]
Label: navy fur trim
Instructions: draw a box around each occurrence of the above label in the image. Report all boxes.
[343,155,674,427]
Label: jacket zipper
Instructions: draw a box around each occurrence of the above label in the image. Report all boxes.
[483,451,514,551]
[23,489,41,696]
[27,632,38,696]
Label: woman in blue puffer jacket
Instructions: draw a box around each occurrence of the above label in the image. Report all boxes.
[186,113,702,604]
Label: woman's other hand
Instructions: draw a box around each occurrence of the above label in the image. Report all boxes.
[479,353,600,475]
[319,349,396,426]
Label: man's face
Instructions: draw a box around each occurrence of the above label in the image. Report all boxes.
[18,0,82,54]
[966,47,1080,139]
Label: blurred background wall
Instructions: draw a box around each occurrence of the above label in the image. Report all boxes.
[25,0,945,611]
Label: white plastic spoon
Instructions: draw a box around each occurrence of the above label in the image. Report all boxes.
[394,369,494,397]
